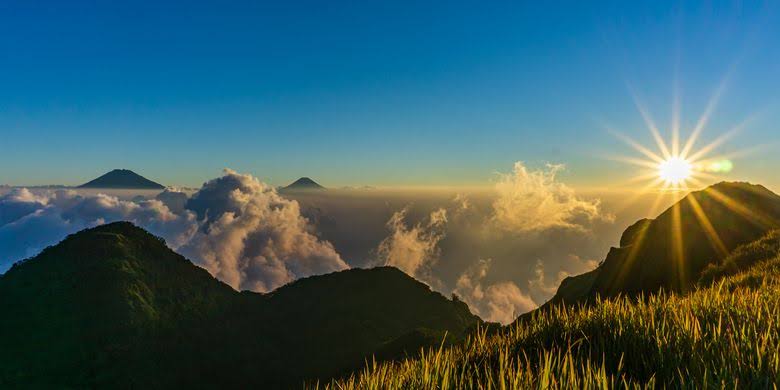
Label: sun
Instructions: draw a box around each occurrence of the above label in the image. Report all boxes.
[658,156,692,185]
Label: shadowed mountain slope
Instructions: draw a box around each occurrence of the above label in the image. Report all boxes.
[78,169,165,189]
[545,182,780,307]
[0,222,479,388]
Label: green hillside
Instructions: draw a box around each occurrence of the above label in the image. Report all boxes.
[0,222,480,388]
[320,231,780,388]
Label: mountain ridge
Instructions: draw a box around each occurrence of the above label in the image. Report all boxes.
[0,222,479,388]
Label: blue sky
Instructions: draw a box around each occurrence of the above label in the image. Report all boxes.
[1,1,779,188]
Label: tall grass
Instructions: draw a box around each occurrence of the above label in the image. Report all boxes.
[700,230,780,285]
[317,256,780,389]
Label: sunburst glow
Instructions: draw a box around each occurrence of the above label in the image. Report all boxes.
[658,157,692,185]
[603,83,760,294]
[605,81,753,193]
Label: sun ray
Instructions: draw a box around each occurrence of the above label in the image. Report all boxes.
[671,202,687,290]
[686,131,737,163]
[680,79,728,159]
[625,172,666,185]
[605,155,662,170]
[629,87,672,160]
[686,176,707,188]
[609,170,665,189]
[686,195,729,258]
[689,171,720,182]
[647,189,672,217]
[696,143,774,164]
[609,209,654,294]
[671,79,681,157]
[608,130,666,164]
[685,116,754,163]
[705,187,779,229]
[610,177,666,216]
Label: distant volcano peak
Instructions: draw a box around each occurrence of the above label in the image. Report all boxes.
[283,177,325,190]
[78,169,165,189]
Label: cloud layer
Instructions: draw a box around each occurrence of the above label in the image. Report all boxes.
[0,188,198,268]
[0,170,347,293]
[2,161,616,323]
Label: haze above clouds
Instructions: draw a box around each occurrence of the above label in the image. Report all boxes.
[0,163,677,323]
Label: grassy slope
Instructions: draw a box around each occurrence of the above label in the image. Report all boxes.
[320,236,780,388]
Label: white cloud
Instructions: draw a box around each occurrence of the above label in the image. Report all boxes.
[454,258,537,324]
[0,189,198,271]
[0,188,48,225]
[155,188,189,215]
[376,207,447,284]
[492,162,610,232]
[0,170,348,294]
[178,169,348,292]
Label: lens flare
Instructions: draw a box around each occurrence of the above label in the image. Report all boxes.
[705,159,734,173]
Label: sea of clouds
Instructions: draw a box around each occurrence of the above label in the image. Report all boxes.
[0,170,347,293]
[1,163,641,324]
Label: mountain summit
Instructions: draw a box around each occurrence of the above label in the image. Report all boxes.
[283,177,326,191]
[78,169,165,189]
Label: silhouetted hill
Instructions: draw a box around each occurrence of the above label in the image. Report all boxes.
[0,222,479,388]
[79,169,165,189]
[283,177,326,191]
[544,182,780,307]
